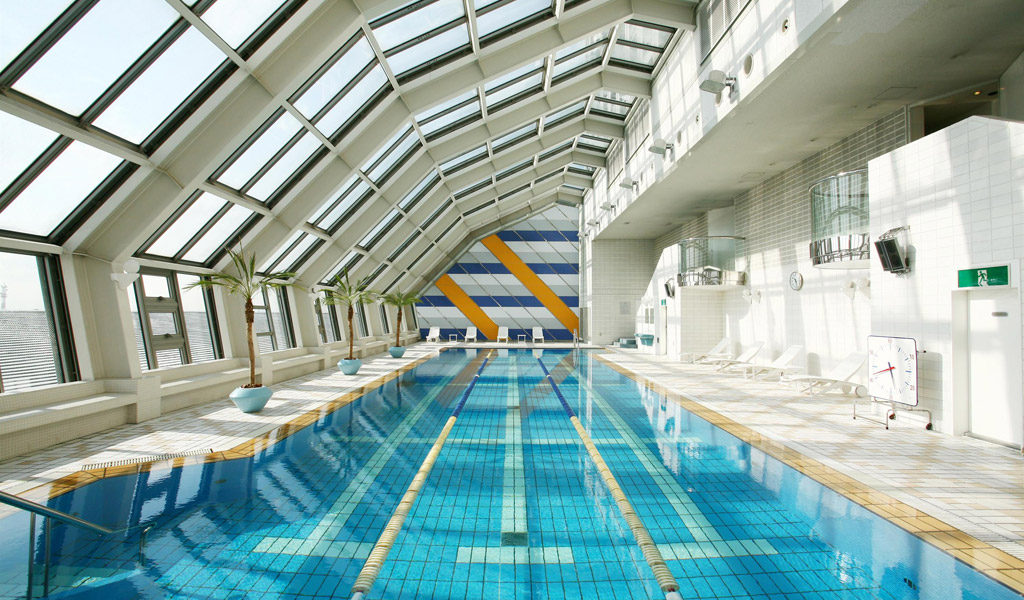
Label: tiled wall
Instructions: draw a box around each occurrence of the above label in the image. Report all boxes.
[587,239,657,345]
[416,205,579,341]
[869,116,1024,434]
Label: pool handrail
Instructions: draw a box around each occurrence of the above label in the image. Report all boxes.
[0,489,151,599]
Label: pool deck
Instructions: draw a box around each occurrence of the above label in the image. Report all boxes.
[1,343,1022,592]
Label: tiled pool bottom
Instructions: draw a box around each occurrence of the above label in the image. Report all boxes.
[0,349,1020,599]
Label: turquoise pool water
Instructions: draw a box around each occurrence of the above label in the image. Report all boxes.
[0,349,1019,599]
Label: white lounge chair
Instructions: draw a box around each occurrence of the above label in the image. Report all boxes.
[708,342,764,371]
[425,326,441,342]
[725,345,803,379]
[532,327,544,344]
[689,337,732,364]
[464,327,477,343]
[783,352,867,395]
[496,327,510,343]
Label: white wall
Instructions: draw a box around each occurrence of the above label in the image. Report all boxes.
[587,239,656,345]
[999,49,1024,121]
[868,116,1024,435]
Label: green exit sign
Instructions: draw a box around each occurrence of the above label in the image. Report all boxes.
[958,265,1009,288]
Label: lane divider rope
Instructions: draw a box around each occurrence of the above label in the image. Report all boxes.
[350,351,493,600]
[537,359,683,600]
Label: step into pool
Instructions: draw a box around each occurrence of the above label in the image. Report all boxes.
[0,349,1019,599]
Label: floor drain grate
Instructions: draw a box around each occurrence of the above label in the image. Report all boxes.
[83,448,215,470]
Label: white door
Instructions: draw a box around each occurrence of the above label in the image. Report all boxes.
[967,288,1023,447]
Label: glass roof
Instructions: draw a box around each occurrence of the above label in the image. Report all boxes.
[0,0,679,279]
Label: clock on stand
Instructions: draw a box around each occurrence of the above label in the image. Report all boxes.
[863,335,932,430]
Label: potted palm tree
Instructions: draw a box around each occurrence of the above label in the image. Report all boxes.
[380,290,421,358]
[325,271,375,375]
[187,249,299,413]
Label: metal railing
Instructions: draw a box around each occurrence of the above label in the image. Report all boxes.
[0,490,151,599]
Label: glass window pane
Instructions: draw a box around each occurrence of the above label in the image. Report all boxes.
[146,193,225,257]
[246,131,322,201]
[13,0,178,116]
[294,36,375,118]
[486,72,542,107]
[0,251,60,391]
[315,66,388,137]
[182,203,254,263]
[266,289,291,350]
[618,21,672,48]
[276,234,317,272]
[360,209,401,249]
[316,179,372,231]
[155,348,183,368]
[440,144,487,173]
[476,0,549,38]
[126,285,149,370]
[543,101,586,126]
[0,112,59,193]
[367,132,419,183]
[0,1,73,71]
[386,24,469,75]
[217,112,302,190]
[416,90,476,122]
[259,230,303,271]
[373,0,464,51]
[590,99,629,116]
[610,44,660,67]
[491,122,537,152]
[148,312,178,336]
[399,171,438,210]
[0,141,121,237]
[177,274,217,363]
[93,27,225,144]
[419,98,479,136]
[200,0,286,49]
[553,46,604,78]
[141,274,171,298]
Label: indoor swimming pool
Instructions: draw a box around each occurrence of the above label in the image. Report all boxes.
[0,349,1019,599]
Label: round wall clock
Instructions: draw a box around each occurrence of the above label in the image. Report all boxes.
[789,272,804,290]
[867,335,919,406]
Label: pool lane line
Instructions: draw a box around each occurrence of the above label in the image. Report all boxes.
[537,358,684,600]
[350,350,494,600]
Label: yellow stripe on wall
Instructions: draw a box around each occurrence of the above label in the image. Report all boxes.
[434,274,500,341]
[481,235,579,333]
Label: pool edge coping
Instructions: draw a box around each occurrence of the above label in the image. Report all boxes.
[593,353,1024,595]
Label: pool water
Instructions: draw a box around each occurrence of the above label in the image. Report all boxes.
[0,349,1019,599]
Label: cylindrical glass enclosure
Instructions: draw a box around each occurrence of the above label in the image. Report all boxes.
[677,237,746,286]
[809,169,870,268]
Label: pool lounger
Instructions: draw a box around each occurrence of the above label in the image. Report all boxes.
[782,352,867,395]
[723,345,803,379]
[707,342,764,371]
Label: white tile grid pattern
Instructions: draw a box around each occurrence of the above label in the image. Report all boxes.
[587,239,658,344]
[0,344,449,518]
[601,349,1024,561]
[869,116,1024,434]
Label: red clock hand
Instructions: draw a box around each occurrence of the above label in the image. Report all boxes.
[872,366,895,375]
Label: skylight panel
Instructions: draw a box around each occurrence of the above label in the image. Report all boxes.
[275,234,318,272]
[609,44,661,69]
[366,263,388,283]
[417,92,480,137]
[590,98,630,117]
[578,133,611,151]
[543,101,586,127]
[485,72,543,109]
[145,193,224,257]
[497,184,529,201]
[313,178,373,232]
[496,159,533,181]
[552,45,605,79]
[314,65,390,138]
[259,230,303,272]
[293,36,376,119]
[0,141,121,237]
[200,0,288,49]
[534,168,564,184]
[360,208,402,249]
[464,199,495,216]
[388,230,421,261]
[385,24,469,76]
[491,122,538,153]
[555,32,607,60]
[93,27,225,144]
[246,131,323,201]
[538,141,572,162]
[568,162,595,174]
[399,171,440,211]
[373,0,465,52]
[0,1,73,71]
[440,145,488,174]
[217,112,303,190]
[454,178,490,200]
[182,203,254,263]
[422,199,453,229]
[618,21,674,49]
[13,0,178,116]
[0,113,58,192]
[476,0,551,39]
[364,127,420,184]
[325,250,362,284]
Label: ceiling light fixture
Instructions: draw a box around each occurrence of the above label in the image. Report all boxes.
[618,176,639,191]
[648,138,674,155]
[698,70,736,95]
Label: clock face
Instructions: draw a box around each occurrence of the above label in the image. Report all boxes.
[868,336,918,406]
[789,272,804,290]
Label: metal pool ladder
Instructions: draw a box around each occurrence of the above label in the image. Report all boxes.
[0,490,151,599]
